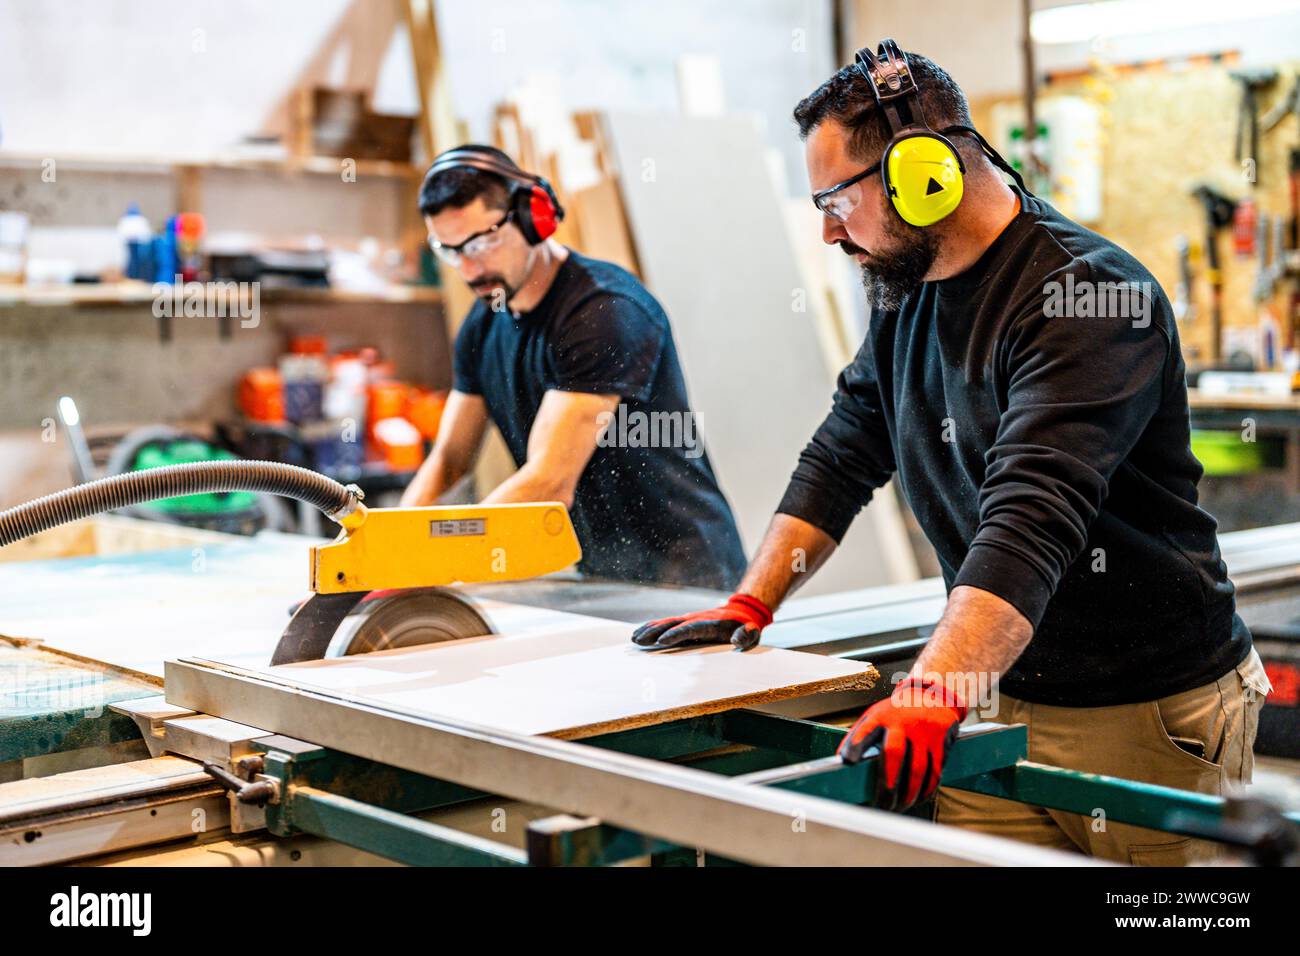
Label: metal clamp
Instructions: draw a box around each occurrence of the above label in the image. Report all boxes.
[203,759,280,806]
[327,484,366,523]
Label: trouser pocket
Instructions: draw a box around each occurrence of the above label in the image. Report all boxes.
[1148,677,1228,795]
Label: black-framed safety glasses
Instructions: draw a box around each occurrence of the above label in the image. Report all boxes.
[811,165,881,222]
[428,208,516,266]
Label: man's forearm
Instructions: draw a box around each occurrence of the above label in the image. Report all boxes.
[401,448,465,507]
[482,463,574,508]
[910,584,1033,704]
[736,513,838,609]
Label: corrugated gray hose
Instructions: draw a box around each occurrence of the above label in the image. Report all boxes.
[0,461,363,547]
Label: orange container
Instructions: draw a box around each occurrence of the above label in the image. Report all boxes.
[368,380,408,419]
[238,368,284,422]
[406,388,447,441]
[367,380,409,443]
[384,441,424,471]
[289,335,329,356]
[372,417,424,470]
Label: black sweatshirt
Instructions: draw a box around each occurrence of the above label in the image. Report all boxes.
[777,189,1249,707]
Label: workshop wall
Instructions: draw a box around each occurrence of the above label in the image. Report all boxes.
[437,0,836,195]
[0,164,412,277]
[0,301,449,429]
[0,0,407,160]
[0,299,451,510]
[2,0,834,196]
[850,0,1300,99]
[971,60,1300,363]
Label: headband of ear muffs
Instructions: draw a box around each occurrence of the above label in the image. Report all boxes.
[854,40,965,227]
[424,146,565,245]
[853,41,1030,228]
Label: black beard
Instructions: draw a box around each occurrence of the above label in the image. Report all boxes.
[856,227,939,312]
[470,277,517,310]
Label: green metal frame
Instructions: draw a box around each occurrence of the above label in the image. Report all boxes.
[0,643,158,765]
[246,711,1300,867]
[949,760,1300,836]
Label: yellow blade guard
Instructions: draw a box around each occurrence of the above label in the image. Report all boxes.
[311,502,582,594]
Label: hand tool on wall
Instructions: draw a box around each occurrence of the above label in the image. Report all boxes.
[1262,214,1288,301]
[1260,73,1299,139]
[1192,184,1237,363]
[1172,234,1195,325]
[1232,68,1278,186]
[1289,148,1300,249]
[1255,212,1282,368]
[1234,197,1258,258]
[1289,150,1300,352]
[1254,211,1273,301]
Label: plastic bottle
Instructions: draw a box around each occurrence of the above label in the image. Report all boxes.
[151,214,181,285]
[116,204,151,280]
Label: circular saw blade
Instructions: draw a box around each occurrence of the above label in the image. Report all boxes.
[325,588,494,658]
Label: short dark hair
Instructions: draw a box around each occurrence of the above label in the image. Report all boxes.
[793,52,973,163]
[417,144,516,217]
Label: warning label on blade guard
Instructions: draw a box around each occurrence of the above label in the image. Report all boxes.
[429,518,486,537]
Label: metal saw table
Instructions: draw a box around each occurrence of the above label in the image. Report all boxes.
[1,518,1298,866]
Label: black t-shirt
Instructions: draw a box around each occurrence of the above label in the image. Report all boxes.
[453,251,747,590]
[778,189,1250,707]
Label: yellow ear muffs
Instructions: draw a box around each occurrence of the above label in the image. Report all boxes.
[882,133,966,227]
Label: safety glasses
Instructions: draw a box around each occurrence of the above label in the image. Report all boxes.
[428,209,516,267]
[811,165,880,222]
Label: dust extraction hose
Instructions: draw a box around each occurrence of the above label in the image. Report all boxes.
[0,461,363,547]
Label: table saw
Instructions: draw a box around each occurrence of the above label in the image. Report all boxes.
[2,463,1299,866]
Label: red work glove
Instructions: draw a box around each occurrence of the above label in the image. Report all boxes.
[838,676,967,811]
[630,593,773,651]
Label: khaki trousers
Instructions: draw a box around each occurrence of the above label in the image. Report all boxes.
[934,647,1272,865]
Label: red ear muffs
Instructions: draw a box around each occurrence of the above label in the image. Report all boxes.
[527,185,558,242]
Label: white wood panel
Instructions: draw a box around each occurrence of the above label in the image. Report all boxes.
[192,611,877,739]
[0,533,316,681]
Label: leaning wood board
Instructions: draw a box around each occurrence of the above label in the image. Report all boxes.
[177,609,878,739]
[602,111,905,595]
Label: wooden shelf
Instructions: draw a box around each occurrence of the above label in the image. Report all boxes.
[262,285,442,305]
[0,282,441,309]
[0,151,421,180]
[196,155,421,180]
[1188,388,1300,412]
